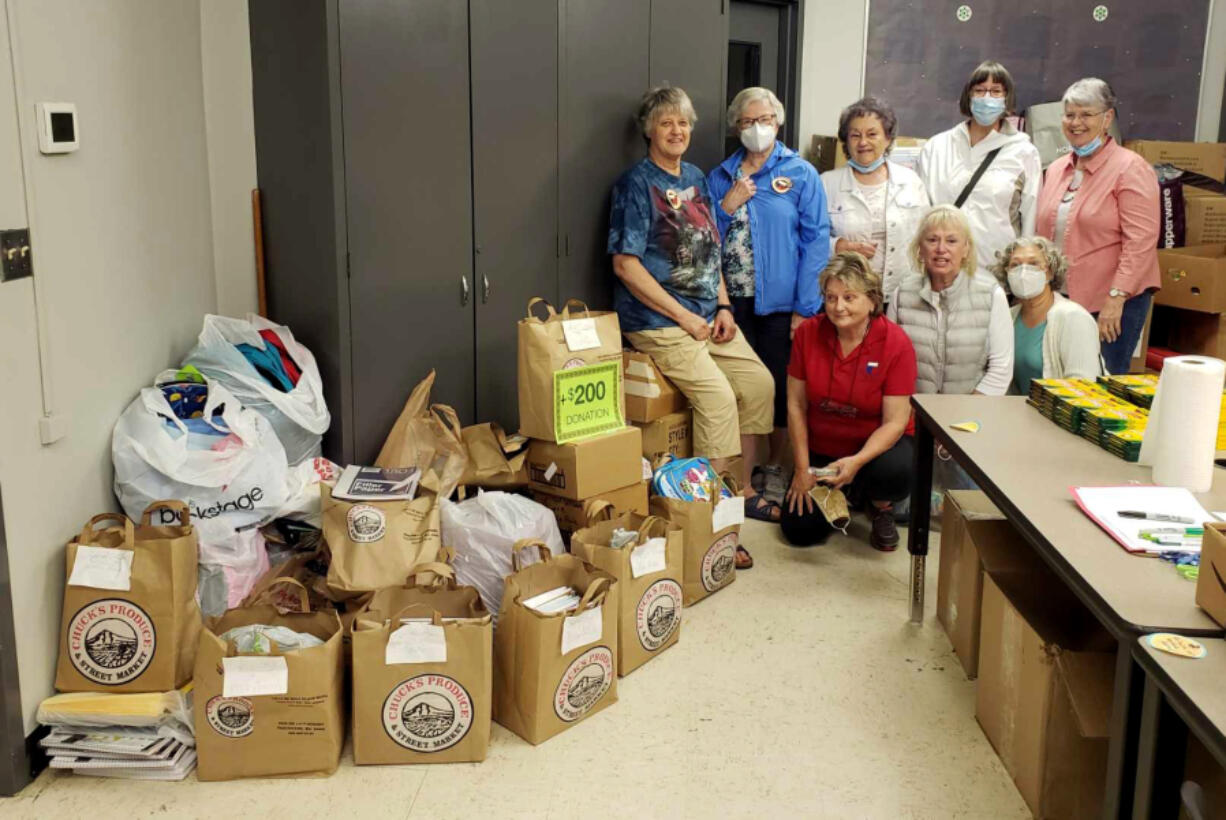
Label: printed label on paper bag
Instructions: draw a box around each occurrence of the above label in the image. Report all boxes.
[712,496,745,532]
[205,695,254,738]
[630,537,667,578]
[382,674,473,752]
[561,318,601,352]
[385,622,448,665]
[68,546,134,591]
[702,533,738,592]
[554,645,614,722]
[553,362,624,444]
[67,599,156,685]
[222,656,289,697]
[636,579,681,651]
[347,505,386,543]
[561,606,603,654]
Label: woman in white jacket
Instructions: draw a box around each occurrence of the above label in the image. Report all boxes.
[992,236,1103,394]
[918,61,1041,277]
[822,97,929,306]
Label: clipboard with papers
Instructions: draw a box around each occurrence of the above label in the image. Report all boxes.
[1071,485,1216,555]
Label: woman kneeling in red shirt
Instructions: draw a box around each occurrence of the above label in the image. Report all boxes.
[784,252,917,551]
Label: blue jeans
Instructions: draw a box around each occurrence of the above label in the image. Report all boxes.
[1095,291,1152,375]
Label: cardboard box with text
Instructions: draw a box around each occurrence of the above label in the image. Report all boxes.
[634,410,693,461]
[526,426,643,500]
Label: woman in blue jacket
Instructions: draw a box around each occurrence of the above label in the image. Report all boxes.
[708,87,831,507]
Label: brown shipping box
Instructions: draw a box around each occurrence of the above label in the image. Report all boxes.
[635,410,693,461]
[1154,245,1226,313]
[936,490,1024,680]
[1185,188,1226,246]
[529,481,649,541]
[526,426,642,499]
[623,351,686,423]
[974,528,1115,820]
[1196,524,1226,626]
[1126,140,1226,184]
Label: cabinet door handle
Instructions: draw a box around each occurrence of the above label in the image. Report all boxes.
[482,275,490,303]
[461,275,470,306]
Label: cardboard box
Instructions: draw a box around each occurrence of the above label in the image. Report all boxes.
[807,135,840,173]
[1126,140,1226,184]
[527,426,642,499]
[1154,245,1226,313]
[936,490,1028,679]
[529,481,649,541]
[976,574,1115,819]
[623,351,686,422]
[1185,188,1226,246]
[1196,524,1226,626]
[634,410,692,461]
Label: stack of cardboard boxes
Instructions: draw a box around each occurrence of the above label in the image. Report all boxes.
[624,351,692,463]
[1128,140,1226,362]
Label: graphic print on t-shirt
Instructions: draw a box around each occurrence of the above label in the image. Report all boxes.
[648,185,720,301]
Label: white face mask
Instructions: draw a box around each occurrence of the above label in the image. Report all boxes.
[1007,263,1048,300]
[740,123,776,153]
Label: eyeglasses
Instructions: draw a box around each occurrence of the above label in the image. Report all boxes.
[970,88,1007,99]
[1062,110,1107,124]
[738,114,777,129]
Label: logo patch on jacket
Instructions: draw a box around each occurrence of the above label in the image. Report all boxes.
[771,176,793,194]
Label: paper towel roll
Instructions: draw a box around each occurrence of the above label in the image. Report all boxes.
[1139,355,1225,492]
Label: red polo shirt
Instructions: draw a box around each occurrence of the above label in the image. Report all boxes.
[787,314,917,458]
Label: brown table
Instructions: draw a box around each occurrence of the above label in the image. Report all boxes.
[907,395,1226,818]
[1132,636,1226,819]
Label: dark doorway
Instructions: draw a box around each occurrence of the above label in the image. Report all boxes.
[726,0,802,157]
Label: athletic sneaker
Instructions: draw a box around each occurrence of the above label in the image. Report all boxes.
[762,464,787,506]
[869,504,900,552]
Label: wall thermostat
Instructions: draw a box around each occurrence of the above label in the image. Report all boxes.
[35,102,78,154]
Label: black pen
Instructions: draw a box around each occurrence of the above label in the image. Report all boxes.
[1118,510,1196,524]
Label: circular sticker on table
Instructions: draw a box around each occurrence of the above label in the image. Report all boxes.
[1148,632,1207,659]
[347,504,386,543]
[382,674,474,752]
[1092,5,1109,22]
[66,599,156,685]
[955,5,972,22]
[702,533,738,592]
[636,579,682,651]
[554,645,614,722]
[206,696,254,738]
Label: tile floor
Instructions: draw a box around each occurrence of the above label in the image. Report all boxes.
[4,518,1029,819]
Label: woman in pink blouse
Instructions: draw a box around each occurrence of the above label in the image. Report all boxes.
[1036,78,1160,374]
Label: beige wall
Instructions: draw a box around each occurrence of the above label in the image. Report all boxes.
[0,0,242,732]
[798,0,1224,147]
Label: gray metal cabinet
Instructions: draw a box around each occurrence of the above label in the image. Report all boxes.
[651,0,730,172]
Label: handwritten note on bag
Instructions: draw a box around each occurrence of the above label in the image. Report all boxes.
[385,622,447,665]
[222,656,289,697]
[630,537,667,578]
[68,546,134,591]
[562,318,601,351]
[712,496,746,532]
[561,606,602,654]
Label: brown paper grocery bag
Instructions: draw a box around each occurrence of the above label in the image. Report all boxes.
[458,422,528,490]
[650,476,742,606]
[322,484,442,599]
[517,297,624,442]
[375,370,467,498]
[351,574,492,765]
[194,578,344,781]
[493,542,619,745]
[55,502,202,693]
[571,514,682,676]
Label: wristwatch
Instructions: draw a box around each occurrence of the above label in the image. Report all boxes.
[1108,288,1130,299]
[716,304,734,314]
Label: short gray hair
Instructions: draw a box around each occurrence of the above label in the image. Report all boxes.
[992,236,1070,292]
[1063,77,1117,112]
[726,87,786,132]
[637,85,698,140]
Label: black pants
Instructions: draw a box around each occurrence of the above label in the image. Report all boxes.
[780,436,914,547]
[730,296,792,428]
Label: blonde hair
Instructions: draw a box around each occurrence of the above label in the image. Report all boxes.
[909,204,977,278]
[819,252,884,317]
[637,85,698,141]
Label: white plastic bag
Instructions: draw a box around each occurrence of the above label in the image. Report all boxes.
[275,457,341,527]
[112,371,290,547]
[440,491,564,624]
[184,314,330,465]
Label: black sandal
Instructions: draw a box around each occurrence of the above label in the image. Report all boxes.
[745,493,780,522]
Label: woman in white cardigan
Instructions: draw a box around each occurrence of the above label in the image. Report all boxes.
[992,236,1102,394]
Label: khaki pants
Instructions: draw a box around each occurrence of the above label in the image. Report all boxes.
[625,325,775,459]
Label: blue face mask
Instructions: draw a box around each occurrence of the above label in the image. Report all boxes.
[1072,135,1104,158]
[847,154,886,174]
[970,96,1006,126]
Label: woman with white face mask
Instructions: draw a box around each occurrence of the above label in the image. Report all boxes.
[992,237,1103,394]
[1036,78,1160,375]
[707,86,831,511]
[917,61,1041,277]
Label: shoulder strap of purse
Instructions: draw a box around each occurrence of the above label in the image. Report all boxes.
[954,147,1003,208]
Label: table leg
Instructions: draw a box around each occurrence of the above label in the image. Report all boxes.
[908,418,934,624]
[1105,641,1145,818]
[1133,674,1189,820]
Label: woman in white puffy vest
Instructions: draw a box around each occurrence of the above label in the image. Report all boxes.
[887,204,1013,395]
